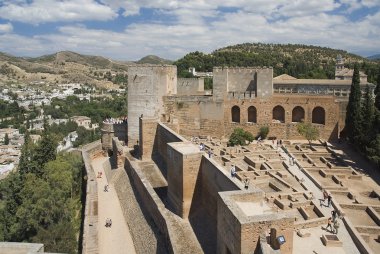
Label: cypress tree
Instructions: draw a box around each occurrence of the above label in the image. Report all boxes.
[375,67,380,111]
[345,64,362,144]
[359,84,375,149]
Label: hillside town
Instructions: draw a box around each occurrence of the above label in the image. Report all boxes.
[0,82,126,178]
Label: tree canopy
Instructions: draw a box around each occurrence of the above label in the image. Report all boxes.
[297,122,319,148]
[0,130,84,253]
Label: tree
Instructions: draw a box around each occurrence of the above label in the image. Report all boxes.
[359,85,375,149]
[297,122,319,148]
[259,126,270,139]
[345,64,362,144]
[4,133,9,145]
[228,128,254,146]
[375,67,380,111]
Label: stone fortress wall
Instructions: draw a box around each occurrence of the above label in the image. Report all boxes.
[93,62,378,254]
[177,77,205,95]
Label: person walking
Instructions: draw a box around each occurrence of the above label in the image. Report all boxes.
[326,217,333,233]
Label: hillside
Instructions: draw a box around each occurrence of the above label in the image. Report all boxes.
[0,51,132,89]
[174,43,379,82]
[368,54,380,60]
[136,55,173,64]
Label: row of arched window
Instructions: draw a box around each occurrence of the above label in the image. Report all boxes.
[231,105,325,124]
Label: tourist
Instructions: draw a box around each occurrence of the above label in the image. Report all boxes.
[327,194,332,207]
[105,218,112,227]
[331,210,337,222]
[208,150,212,158]
[333,219,340,234]
[244,178,250,190]
[104,184,109,192]
[323,190,328,201]
[326,217,333,232]
[230,165,236,178]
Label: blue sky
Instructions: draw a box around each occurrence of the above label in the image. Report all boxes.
[0,0,379,60]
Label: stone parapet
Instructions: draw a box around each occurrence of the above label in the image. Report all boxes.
[81,140,102,254]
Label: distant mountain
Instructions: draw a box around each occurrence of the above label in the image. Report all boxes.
[136,55,173,65]
[0,51,133,89]
[367,54,380,60]
[175,43,378,81]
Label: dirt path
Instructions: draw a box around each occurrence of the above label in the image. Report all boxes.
[91,156,136,254]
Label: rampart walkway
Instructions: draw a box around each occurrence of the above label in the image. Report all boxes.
[91,156,136,254]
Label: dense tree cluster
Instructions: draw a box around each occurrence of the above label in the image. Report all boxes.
[0,129,84,253]
[174,43,379,82]
[43,94,128,124]
[345,65,380,168]
[0,99,37,131]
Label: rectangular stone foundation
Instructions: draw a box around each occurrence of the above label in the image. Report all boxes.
[321,234,343,247]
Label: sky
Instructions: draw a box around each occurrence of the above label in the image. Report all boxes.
[0,0,379,61]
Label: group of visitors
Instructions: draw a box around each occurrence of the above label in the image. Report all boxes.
[105,218,112,227]
[321,189,332,207]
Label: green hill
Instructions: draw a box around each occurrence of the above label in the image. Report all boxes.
[174,43,379,82]
[136,55,173,65]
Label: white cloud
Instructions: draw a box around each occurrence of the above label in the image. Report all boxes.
[0,23,13,33]
[0,0,117,24]
[0,0,379,59]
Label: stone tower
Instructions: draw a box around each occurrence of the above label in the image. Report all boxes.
[127,65,177,146]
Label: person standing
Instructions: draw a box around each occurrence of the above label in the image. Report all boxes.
[327,194,332,207]
[244,178,250,190]
[333,219,340,234]
[231,165,236,178]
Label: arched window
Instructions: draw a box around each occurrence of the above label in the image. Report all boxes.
[248,106,257,123]
[272,105,285,123]
[292,106,305,122]
[231,106,240,123]
[312,107,325,124]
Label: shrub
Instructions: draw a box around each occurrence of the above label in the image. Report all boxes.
[228,128,254,146]
[259,126,269,139]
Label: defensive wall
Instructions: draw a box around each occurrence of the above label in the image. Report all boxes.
[81,140,102,254]
[177,78,205,95]
[101,121,128,151]
[163,93,339,141]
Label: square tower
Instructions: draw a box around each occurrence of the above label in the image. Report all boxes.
[127,65,177,146]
